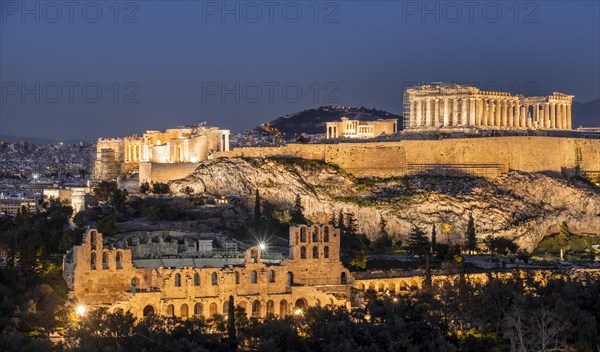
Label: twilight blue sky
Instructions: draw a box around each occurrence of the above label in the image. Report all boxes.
[1,0,599,140]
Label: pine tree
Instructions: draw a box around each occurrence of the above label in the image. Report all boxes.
[227,295,237,350]
[373,216,393,254]
[344,212,359,237]
[407,226,430,261]
[464,213,477,254]
[431,224,437,253]
[254,189,261,225]
[337,210,345,231]
[290,194,305,224]
[329,212,337,227]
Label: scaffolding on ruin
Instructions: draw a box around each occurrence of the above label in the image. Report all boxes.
[402,88,412,130]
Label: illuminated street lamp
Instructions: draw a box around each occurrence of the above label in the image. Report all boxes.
[294,309,303,316]
[258,242,266,251]
[76,305,86,317]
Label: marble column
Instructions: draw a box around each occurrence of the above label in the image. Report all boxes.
[434,99,441,127]
[507,101,514,127]
[494,99,501,127]
[489,100,496,127]
[415,99,422,127]
[443,98,449,127]
[566,103,572,130]
[452,98,459,127]
[520,106,527,128]
[550,103,556,129]
[425,99,431,127]
[514,103,520,128]
[469,98,476,126]
[541,103,548,129]
[476,98,483,126]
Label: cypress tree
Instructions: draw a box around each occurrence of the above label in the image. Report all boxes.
[290,194,305,224]
[431,224,437,253]
[227,295,237,350]
[465,213,477,254]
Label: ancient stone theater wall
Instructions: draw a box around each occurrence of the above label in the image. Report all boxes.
[217,137,599,178]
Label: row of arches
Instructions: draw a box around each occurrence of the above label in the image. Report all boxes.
[149,298,310,319]
[299,245,330,259]
[299,226,331,243]
[172,271,295,287]
[89,251,123,270]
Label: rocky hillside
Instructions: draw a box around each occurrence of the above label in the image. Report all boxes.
[171,157,600,251]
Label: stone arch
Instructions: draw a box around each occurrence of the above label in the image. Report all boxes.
[300,246,307,259]
[368,282,376,291]
[239,301,248,316]
[209,302,218,317]
[251,270,258,284]
[166,304,175,317]
[90,252,96,270]
[131,277,138,293]
[143,305,155,317]
[294,298,307,310]
[223,302,229,314]
[323,226,330,242]
[300,227,307,242]
[115,251,123,269]
[180,304,189,319]
[279,300,288,317]
[194,273,200,286]
[315,299,321,307]
[251,300,261,318]
[194,302,203,317]
[341,272,347,284]
[174,273,181,287]
[90,230,97,250]
[266,300,275,316]
[312,246,319,259]
[312,230,319,243]
[268,270,275,283]
[102,251,108,269]
[211,272,218,285]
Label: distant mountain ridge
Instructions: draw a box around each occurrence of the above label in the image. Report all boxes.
[0,134,88,145]
[572,99,600,128]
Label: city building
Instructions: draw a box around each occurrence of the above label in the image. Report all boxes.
[325,117,398,139]
[403,83,574,131]
[94,123,230,181]
[63,225,354,319]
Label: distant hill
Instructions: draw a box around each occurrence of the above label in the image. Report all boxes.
[264,106,402,138]
[0,134,87,145]
[572,99,600,128]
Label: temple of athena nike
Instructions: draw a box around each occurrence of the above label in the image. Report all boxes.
[403,83,573,131]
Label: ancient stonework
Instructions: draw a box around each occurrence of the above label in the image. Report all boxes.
[94,123,230,181]
[63,226,354,319]
[404,83,574,131]
[325,117,398,139]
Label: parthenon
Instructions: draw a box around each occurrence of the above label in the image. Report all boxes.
[404,83,574,131]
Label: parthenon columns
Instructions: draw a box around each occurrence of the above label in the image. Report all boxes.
[405,85,573,131]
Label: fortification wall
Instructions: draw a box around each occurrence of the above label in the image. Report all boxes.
[139,162,201,184]
[215,137,599,178]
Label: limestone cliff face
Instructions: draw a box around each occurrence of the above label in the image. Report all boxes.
[171,158,600,251]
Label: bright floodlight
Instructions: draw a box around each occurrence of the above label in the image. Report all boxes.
[294,309,303,316]
[76,305,86,316]
[258,242,266,251]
